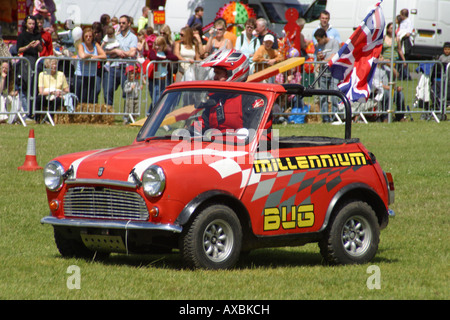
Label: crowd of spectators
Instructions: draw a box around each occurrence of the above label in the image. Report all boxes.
[0,4,449,125]
[0,5,291,124]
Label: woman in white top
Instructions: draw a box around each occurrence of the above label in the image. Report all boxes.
[174,26,201,82]
[204,19,233,56]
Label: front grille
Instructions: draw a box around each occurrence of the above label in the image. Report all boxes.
[63,186,149,221]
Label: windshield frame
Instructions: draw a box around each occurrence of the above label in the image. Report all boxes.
[136,87,269,146]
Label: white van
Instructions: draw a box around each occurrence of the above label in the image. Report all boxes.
[165,0,327,37]
[302,0,449,58]
[408,0,450,58]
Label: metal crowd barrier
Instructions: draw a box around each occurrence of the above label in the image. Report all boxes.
[271,60,448,123]
[144,60,178,116]
[386,60,447,122]
[1,55,448,126]
[0,56,31,126]
[446,65,450,115]
[32,56,147,125]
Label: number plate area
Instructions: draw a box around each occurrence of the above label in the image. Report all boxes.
[81,233,127,253]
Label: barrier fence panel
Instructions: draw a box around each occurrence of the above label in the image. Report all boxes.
[33,56,146,125]
[0,56,31,126]
[272,60,448,124]
[446,64,450,116]
[271,60,346,123]
[394,60,447,122]
[2,54,447,126]
[145,60,178,117]
[145,59,217,115]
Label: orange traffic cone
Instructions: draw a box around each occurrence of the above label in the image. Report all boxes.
[18,129,43,171]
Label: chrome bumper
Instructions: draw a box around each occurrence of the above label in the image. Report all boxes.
[40,216,182,233]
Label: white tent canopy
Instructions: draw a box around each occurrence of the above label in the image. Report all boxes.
[54,0,146,26]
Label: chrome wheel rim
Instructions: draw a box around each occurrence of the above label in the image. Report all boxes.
[203,219,234,262]
[341,215,372,257]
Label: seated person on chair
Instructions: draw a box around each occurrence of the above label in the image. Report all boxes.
[0,61,21,124]
[36,58,69,121]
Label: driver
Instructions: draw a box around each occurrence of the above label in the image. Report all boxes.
[192,49,271,138]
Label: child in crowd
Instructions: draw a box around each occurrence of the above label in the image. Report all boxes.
[101,26,120,72]
[101,26,120,51]
[137,29,150,63]
[147,36,178,113]
[438,42,450,65]
[123,65,142,124]
[437,42,450,108]
[111,17,120,34]
[252,34,283,73]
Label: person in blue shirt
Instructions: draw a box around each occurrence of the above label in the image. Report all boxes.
[187,6,204,28]
[101,15,137,106]
[314,28,340,123]
[312,10,341,46]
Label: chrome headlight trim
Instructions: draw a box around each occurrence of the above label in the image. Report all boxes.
[43,161,66,191]
[142,165,166,197]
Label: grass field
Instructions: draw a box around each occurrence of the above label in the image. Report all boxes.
[0,120,448,300]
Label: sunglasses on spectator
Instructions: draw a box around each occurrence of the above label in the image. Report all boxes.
[180,33,185,36]
[215,28,224,31]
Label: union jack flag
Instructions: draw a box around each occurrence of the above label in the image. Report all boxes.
[328,0,385,101]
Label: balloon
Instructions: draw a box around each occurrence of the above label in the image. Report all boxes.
[287,47,300,58]
[306,42,315,54]
[304,58,314,74]
[72,26,82,42]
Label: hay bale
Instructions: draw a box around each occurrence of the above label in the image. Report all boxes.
[54,104,115,124]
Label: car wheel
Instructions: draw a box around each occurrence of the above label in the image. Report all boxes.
[180,205,242,269]
[319,201,379,265]
[54,228,110,260]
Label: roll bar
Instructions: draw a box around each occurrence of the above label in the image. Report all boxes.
[282,84,352,140]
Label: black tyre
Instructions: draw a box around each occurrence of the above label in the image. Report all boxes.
[54,228,110,260]
[180,205,242,269]
[319,201,379,265]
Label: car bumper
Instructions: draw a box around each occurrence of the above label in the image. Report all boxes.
[40,216,183,233]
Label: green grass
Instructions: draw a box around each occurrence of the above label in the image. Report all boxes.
[0,121,449,300]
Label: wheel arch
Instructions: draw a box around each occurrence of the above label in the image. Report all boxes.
[322,183,389,231]
[175,190,253,234]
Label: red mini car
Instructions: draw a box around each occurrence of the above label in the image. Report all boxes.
[41,81,395,269]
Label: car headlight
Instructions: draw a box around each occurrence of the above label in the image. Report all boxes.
[43,161,66,191]
[142,165,165,197]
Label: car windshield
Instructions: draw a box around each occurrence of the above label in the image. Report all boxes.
[136,88,267,145]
